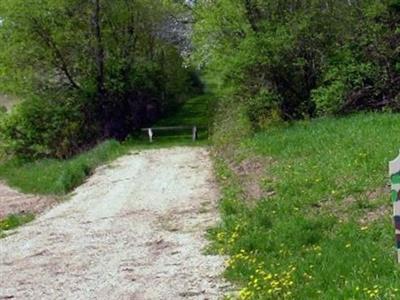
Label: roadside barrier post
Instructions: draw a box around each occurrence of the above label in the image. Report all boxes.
[390,151,400,262]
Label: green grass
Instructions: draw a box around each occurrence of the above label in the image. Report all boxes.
[156,94,211,128]
[0,140,132,195]
[0,213,35,238]
[152,94,213,141]
[211,113,400,299]
[0,94,212,195]
[0,135,210,196]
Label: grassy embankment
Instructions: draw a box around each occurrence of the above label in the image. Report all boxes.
[0,214,35,238]
[211,113,400,299]
[0,94,211,236]
[0,94,212,196]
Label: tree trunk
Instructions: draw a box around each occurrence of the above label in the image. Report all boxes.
[244,0,259,32]
[93,0,105,97]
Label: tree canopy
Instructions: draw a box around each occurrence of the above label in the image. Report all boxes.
[0,0,399,158]
[193,0,399,125]
[0,0,195,157]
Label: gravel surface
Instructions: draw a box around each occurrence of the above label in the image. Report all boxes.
[0,147,228,299]
[0,183,56,219]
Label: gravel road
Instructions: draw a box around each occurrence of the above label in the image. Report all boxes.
[0,147,227,299]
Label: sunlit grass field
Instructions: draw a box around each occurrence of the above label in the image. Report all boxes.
[211,113,400,299]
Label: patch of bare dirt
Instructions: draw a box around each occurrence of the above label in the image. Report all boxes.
[0,94,18,111]
[0,147,228,299]
[0,182,56,219]
[358,186,391,224]
[314,186,391,224]
[231,156,274,201]
[361,205,391,225]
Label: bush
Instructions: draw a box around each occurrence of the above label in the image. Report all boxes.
[0,0,196,155]
[194,1,400,125]
[246,89,283,129]
[0,106,6,159]
[212,99,253,159]
[0,97,85,159]
[312,51,377,115]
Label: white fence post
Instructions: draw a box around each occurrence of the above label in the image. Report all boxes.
[148,128,153,143]
[192,126,197,142]
[390,151,400,262]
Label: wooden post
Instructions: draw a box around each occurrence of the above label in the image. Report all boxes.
[192,126,197,142]
[390,151,400,262]
[148,128,153,143]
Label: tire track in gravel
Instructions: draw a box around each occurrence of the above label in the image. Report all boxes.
[0,147,228,299]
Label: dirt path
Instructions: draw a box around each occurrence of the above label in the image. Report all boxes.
[0,183,56,219]
[0,147,228,299]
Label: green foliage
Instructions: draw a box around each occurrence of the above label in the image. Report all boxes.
[212,113,400,299]
[0,140,128,195]
[193,0,400,124]
[311,80,348,115]
[156,94,212,128]
[247,89,282,128]
[0,97,84,158]
[0,0,195,158]
[0,213,35,237]
[211,100,253,157]
[312,51,377,114]
[0,94,212,195]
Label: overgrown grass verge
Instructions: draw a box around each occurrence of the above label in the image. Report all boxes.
[211,113,400,299]
[0,95,212,196]
[0,136,209,196]
[0,140,131,195]
[0,213,35,238]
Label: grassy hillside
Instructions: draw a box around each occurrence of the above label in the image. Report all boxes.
[211,113,400,299]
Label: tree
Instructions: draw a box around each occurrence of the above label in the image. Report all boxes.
[0,0,194,157]
[193,0,399,125]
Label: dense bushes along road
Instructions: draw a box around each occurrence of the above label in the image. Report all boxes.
[0,0,198,158]
[0,1,399,159]
[193,0,399,125]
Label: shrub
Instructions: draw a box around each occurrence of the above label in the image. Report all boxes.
[212,99,253,159]
[0,106,6,159]
[246,89,283,129]
[194,1,400,124]
[312,51,377,115]
[0,0,196,154]
[0,97,85,159]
